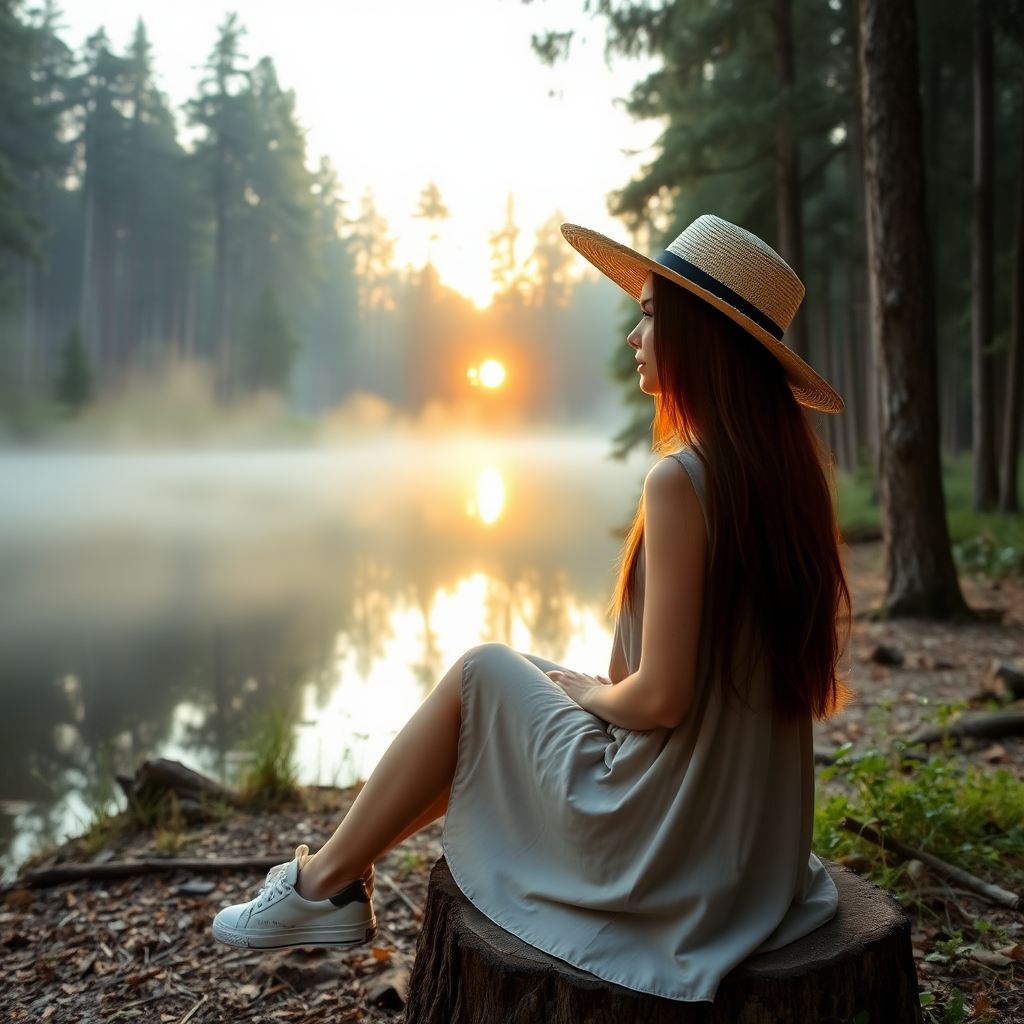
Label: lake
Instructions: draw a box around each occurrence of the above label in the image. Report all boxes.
[0,435,647,876]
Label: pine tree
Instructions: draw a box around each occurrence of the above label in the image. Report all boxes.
[858,0,968,617]
[413,181,450,264]
[0,0,71,270]
[187,14,251,400]
[238,287,300,393]
[54,326,92,413]
[488,194,521,297]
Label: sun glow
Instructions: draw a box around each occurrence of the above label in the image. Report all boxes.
[467,360,506,389]
[472,466,505,525]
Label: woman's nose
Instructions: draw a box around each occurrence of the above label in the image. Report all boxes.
[627,326,641,350]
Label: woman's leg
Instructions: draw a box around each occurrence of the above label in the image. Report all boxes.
[295,654,464,901]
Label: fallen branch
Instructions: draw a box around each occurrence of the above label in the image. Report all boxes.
[814,747,926,767]
[838,816,1022,911]
[377,870,424,918]
[11,854,292,889]
[908,711,1024,747]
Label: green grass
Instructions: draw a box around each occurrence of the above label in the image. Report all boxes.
[836,454,1024,575]
[237,707,300,808]
[813,743,1024,900]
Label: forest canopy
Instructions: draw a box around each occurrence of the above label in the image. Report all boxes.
[0,2,616,427]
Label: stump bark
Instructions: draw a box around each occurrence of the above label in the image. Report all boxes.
[405,859,922,1024]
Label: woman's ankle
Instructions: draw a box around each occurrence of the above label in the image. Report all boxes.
[294,852,363,902]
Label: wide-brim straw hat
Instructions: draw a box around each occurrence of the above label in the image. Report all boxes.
[561,216,843,413]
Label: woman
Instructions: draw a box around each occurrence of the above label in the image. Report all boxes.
[212,215,849,1003]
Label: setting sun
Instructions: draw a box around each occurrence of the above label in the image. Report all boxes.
[480,360,506,388]
[468,360,506,389]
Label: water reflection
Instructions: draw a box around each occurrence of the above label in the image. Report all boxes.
[0,437,645,875]
[473,466,505,524]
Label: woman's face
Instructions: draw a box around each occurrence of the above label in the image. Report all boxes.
[627,272,659,395]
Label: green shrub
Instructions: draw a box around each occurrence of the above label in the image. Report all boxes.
[237,707,299,807]
[814,746,1024,895]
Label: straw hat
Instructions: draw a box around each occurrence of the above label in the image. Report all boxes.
[561,216,843,413]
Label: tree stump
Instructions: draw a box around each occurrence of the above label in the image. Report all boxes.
[405,859,922,1024]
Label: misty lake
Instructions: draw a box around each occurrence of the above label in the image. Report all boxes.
[0,435,647,876]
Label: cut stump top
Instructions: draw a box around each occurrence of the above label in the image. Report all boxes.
[406,858,923,1024]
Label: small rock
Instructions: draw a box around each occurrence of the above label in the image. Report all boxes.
[868,644,904,667]
[983,661,1024,700]
[905,859,927,885]
[91,849,115,864]
[980,743,1008,763]
[969,948,1013,968]
[170,879,216,896]
[258,947,351,989]
[839,855,872,875]
[4,890,33,909]
[366,966,410,1010]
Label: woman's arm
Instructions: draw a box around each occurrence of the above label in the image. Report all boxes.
[549,456,707,730]
[608,625,629,683]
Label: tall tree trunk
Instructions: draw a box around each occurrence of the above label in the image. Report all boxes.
[846,95,870,470]
[80,179,98,375]
[770,0,809,362]
[998,102,1024,512]
[972,0,998,509]
[22,260,36,389]
[123,100,143,372]
[857,0,968,618]
[213,133,231,401]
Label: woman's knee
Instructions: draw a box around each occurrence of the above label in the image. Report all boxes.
[463,642,518,680]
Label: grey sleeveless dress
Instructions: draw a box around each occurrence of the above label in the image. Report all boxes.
[441,449,838,1002]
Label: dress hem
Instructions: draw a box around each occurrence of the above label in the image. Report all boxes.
[442,648,719,1005]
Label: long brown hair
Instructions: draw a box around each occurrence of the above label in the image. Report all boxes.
[612,273,849,720]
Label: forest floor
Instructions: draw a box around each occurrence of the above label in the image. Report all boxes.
[0,540,1023,1022]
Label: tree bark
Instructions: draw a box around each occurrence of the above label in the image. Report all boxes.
[213,131,231,402]
[857,0,969,618]
[406,858,922,1024]
[999,99,1024,511]
[771,0,809,363]
[972,0,998,510]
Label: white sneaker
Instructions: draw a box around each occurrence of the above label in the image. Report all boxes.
[212,845,376,949]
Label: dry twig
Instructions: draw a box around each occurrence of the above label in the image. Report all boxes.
[839,816,1022,911]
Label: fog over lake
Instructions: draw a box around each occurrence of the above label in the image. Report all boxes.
[0,435,647,875]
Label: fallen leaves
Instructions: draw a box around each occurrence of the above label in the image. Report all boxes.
[0,795,439,1022]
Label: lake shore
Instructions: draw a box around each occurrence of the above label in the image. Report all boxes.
[3,543,1024,1022]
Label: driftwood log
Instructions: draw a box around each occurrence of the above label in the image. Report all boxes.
[908,711,1024,747]
[405,858,921,1024]
[10,855,291,889]
[116,758,238,823]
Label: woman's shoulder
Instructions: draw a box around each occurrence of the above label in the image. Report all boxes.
[645,449,708,528]
[643,453,707,536]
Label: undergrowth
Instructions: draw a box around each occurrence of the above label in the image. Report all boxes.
[237,707,299,807]
[814,744,1024,898]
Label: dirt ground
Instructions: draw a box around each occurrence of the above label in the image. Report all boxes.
[1,540,1023,1022]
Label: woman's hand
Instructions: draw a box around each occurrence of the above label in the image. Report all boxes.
[546,669,612,714]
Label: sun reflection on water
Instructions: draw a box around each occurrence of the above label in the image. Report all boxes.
[476,467,505,524]
[295,571,613,788]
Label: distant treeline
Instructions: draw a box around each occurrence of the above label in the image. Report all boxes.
[544,0,1024,478]
[0,5,619,425]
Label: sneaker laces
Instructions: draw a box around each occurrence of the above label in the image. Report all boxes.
[254,845,309,909]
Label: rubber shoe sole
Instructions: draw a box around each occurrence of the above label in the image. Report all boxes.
[212,917,377,950]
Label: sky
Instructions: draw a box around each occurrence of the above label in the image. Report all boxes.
[55,0,663,307]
